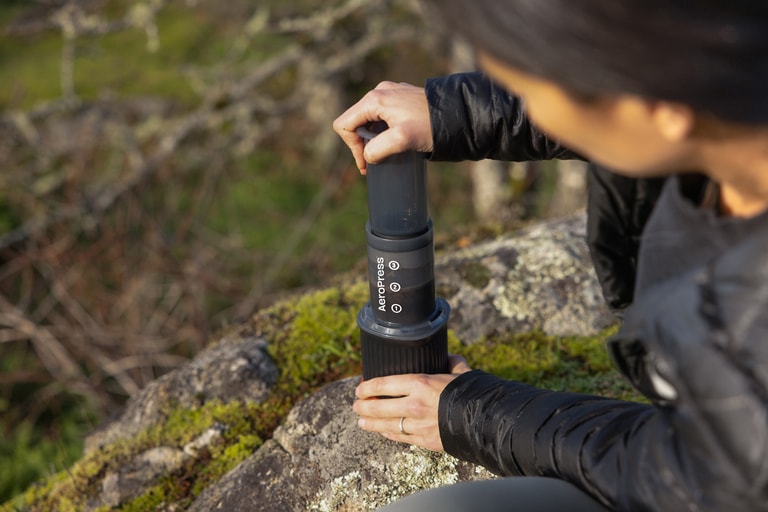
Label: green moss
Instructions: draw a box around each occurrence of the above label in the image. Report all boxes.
[265,283,368,389]
[450,325,643,402]
[457,331,562,382]
[118,478,175,512]
[559,326,619,372]
[3,398,275,511]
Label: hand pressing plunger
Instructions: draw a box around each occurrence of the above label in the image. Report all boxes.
[332,81,433,175]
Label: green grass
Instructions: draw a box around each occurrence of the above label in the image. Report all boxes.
[0,412,91,502]
[202,150,371,293]
[204,154,476,293]
[0,344,98,503]
[209,152,337,249]
[0,3,291,109]
[0,392,96,503]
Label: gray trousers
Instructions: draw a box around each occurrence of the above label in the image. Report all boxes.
[378,477,611,512]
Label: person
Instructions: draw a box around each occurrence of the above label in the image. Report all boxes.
[333,1,768,511]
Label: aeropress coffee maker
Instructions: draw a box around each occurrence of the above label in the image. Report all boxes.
[356,122,450,380]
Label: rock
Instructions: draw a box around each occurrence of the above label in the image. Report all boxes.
[91,446,189,510]
[85,335,278,452]
[183,212,611,511]
[19,213,619,511]
[436,214,613,343]
[189,378,496,511]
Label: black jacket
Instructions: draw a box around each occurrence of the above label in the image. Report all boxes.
[427,72,768,511]
[426,72,665,311]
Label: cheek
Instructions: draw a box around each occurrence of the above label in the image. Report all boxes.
[581,137,685,177]
[526,104,682,176]
[523,100,581,144]
[524,95,683,177]
[525,103,596,156]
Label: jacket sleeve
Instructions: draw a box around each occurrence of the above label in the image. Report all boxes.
[425,72,581,162]
[439,235,768,511]
[439,372,654,508]
[424,71,664,312]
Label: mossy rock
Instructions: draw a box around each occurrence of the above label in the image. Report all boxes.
[1,213,641,511]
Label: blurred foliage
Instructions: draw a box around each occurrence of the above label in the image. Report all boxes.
[0,397,94,502]
[0,0,470,501]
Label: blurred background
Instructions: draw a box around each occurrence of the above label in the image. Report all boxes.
[0,0,587,501]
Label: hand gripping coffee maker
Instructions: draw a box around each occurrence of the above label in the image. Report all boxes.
[356,123,450,379]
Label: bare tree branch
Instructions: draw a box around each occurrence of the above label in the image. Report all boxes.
[0,0,444,413]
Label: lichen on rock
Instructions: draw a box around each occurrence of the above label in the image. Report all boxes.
[191,378,496,512]
[438,214,613,342]
[308,447,496,511]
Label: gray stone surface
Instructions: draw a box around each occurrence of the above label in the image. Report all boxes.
[436,213,613,344]
[85,335,278,452]
[189,378,496,512]
[90,446,189,510]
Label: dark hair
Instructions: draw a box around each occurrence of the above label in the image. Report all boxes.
[425,0,768,124]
